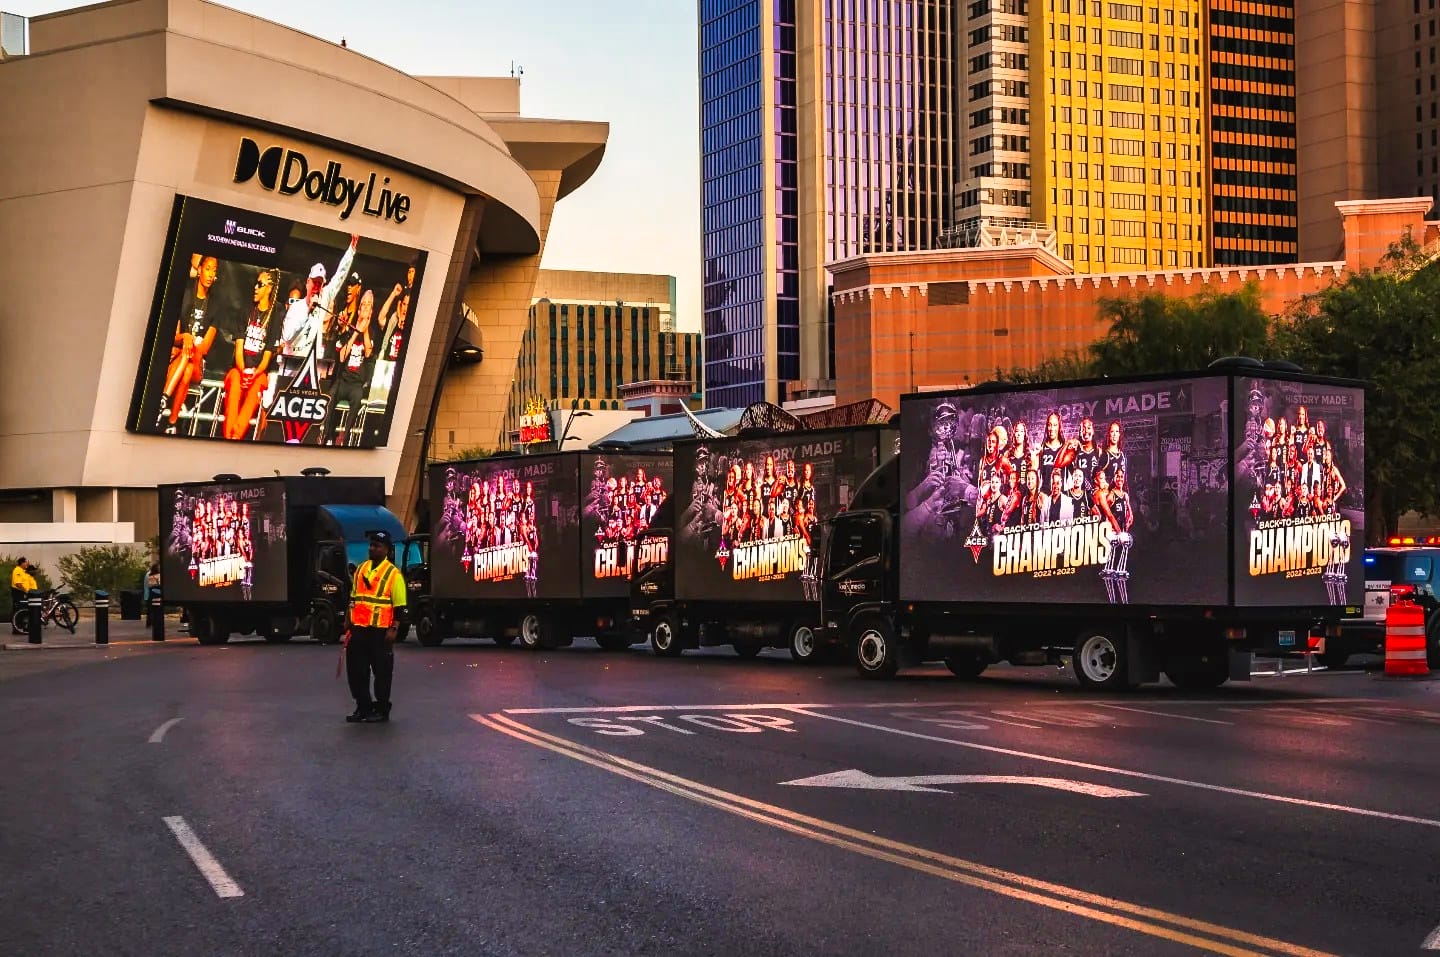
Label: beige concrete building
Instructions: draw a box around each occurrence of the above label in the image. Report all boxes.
[467,269,700,455]
[0,0,605,550]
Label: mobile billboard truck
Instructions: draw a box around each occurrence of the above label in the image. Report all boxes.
[159,474,405,645]
[421,452,671,650]
[819,367,1365,689]
[631,425,897,662]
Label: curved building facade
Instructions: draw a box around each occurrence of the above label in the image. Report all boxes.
[0,0,605,552]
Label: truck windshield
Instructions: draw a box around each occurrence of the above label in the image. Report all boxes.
[400,539,428,570]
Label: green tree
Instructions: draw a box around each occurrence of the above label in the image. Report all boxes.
[1274,238,1440,540]
[57,545,149,604]
[1087,281,1276,374]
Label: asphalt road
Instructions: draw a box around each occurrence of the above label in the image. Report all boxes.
[3,638,1438,956]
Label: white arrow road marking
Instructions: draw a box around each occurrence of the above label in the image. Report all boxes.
[782,769,1145,798]
[148,717,183,743]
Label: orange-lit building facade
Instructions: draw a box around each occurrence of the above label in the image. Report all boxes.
[1206,0,1299,265]
[830,197,1433,409]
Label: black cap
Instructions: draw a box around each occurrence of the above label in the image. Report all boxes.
[366,530,392,545]
[348,271,363,287]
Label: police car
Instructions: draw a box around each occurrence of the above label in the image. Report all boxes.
[1331,539,1440,668]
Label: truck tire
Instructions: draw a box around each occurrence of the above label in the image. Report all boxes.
[788,622,820,663]
[1073,629,1136,691]
[416,611,444,647]
[945,654,988,680]
[650,615,682,657]
[311,605,340,646]
[519,613,566,650]
[193,613,229,646]
[853,616,900,679]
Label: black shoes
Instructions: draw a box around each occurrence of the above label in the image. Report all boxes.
[345,706,372,723]
[362,704,391,723]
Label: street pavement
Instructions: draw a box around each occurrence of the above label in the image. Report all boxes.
[2,636,1438,956]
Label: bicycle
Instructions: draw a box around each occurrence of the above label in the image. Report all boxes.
[12,585,79,634]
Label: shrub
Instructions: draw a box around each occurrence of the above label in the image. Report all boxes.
[57,545,149,604]
[0,555,55,620]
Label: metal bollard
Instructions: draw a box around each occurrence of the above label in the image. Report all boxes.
[27,595,42,644]
[95,590,109,646]
[150,595,165,641]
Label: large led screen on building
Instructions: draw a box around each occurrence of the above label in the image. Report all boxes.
[159,480,288,603]
[899,378,1231,606]
[674,430,884,603]
[1232,377,1365,607]
[430,457,580,601]
[129,196,425,448]
[580,453,672,599]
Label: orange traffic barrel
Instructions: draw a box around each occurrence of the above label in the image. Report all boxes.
[1384,602,1430,677]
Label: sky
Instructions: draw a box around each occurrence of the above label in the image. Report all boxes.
[13,0,703,330]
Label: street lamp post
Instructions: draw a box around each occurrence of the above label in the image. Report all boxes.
[556,399,593,451]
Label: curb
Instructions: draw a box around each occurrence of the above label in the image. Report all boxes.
[2,638,199,651]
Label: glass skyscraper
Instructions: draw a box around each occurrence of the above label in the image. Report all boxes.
[700,0,958,408]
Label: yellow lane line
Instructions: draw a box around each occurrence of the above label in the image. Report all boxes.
[475,713,1336,957]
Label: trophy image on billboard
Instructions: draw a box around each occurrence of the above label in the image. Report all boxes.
[1102,530,1132,605]
[1323,530,1351,605]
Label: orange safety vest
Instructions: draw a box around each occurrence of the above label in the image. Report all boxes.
[350,559,400,629]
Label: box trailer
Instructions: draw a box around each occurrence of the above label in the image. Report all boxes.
[631,424,898,661]
[159,474,404,645]
[818,366,1365,689]
[421,451,672,649]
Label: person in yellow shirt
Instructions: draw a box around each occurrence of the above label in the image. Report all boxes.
[344,531,406,723]
[10,557,37,635]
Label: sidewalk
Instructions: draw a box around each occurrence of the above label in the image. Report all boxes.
[2,612,197,650]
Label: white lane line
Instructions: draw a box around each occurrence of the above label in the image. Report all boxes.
[1422,921,1440,950]
[1022,698,1379,707]
[162,816,244,899]
[148,717,183,744]
[504,703,829,715]
[785,707,1440,830]
[1096,704,1233,726]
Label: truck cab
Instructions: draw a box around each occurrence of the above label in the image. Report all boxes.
[400,534,433,644]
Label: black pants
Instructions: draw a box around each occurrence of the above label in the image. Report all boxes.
[326,376,366,444]
[346,627,394,711]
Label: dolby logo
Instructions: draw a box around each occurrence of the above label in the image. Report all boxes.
[232,137,412,224]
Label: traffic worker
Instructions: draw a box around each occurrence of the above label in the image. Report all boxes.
[345,531,406,723]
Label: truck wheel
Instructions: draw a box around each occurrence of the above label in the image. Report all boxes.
[416,611,444,647]
[1073,629,1132,691]
[734,642,763,659]
[518,613,545,650]
[945,654,988,680]
[595,634,629,652]
[854,616,900,679]
[311,605,340,646]
[194,614,228,646]
[788,622,820,663]
[650,616,682,657]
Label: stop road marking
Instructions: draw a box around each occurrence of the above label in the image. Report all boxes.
[568,714,799,736]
